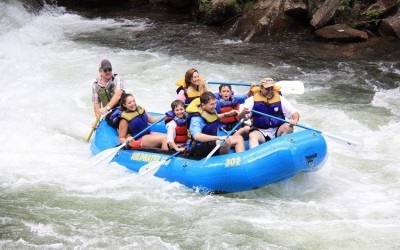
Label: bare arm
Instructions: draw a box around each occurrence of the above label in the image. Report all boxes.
[289,112,300,126]
[118,119,130,144]
[247,82,256,97]
[201,79,208,92]
[217,110,239,120]
[146,112,164,124]
[98,89,124,114]
[169,141,185,152]
[281,96,299,126]
[108,89,124,109]
[193,133,221,143]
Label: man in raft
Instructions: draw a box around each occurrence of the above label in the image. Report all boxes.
[187,91,249,158]
[241,77,300,149]
[91,59,125,128]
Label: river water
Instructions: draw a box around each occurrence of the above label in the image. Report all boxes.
[1,1,399,249]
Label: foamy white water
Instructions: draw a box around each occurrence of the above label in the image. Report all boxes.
[1,2,399,249]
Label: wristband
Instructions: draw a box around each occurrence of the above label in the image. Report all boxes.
[106,106,110,111]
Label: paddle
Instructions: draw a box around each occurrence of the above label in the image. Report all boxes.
[203,118,245,163]
[251,110,363,149]
[86,114,102,142]
[90,115,167,168]
[208,80,304,95]
[138,150,182,177]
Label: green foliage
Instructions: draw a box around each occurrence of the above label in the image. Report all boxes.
[225,0,240,12]
[198,0,213,14]
[340,0,358,11]
[365,9,382,20]
[241,0,254,12]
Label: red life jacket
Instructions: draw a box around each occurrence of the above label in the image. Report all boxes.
[165,110,188,143]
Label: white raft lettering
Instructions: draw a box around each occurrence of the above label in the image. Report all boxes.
[131,152,162,163]
[224,157,241,167]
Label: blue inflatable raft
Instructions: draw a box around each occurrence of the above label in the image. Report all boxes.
[91,114,328,193]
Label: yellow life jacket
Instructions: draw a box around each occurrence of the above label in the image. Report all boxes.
[253,92,281,104]
[120,106,149,138]
[186,86,205,100]
[120,106,145,121]
[186,98,218,123]
[175,77,206,88]
[175,77,206,103]
[186,97,220,137]
[186,98,219,123]
[251,85,281,96]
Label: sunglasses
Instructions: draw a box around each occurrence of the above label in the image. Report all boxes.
[265,87,274,91]
[103,68,112,73]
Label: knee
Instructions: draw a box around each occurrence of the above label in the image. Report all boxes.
[235,135,244,144]
[226,138,232,147]
[222,139,232,149]
[279,124,293,135]
[249,132,257,140]
[128,140,142,149]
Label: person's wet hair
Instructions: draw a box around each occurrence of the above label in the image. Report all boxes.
[120,93,133,111]
[200,91,216,104]
[184,68,198,88]
[219,84,232,92]
[171,99,185,110]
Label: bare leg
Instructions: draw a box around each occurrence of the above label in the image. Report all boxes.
[218,138,232,155]
[249,130,266,149]
[233,126,250,139]
[142,133,168,150]
[277,124,294,137]
[229,134,245,152]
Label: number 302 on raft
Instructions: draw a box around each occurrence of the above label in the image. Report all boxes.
[224,157,241,167]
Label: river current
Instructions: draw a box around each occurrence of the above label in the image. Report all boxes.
[0,2,399,249]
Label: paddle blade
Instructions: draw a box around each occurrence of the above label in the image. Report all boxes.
[323,131,363,150]
[276,80,304,95]
[138,151,182,177]
[90,144,124,168]
[138,161,164,177]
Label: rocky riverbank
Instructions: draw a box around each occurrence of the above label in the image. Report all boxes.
[22,0,399,59]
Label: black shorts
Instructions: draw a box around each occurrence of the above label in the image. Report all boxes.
[190,141,219,159]
[249,127,273,142]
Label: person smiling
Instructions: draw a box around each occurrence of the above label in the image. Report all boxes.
[118,94,168,150]
[241,77,300,149]
[165,99,188,152]
[187,91,248,158]
[118,93,168,150]
[91,59,125,123]
[215,83,254,138]
[176,68,207,105]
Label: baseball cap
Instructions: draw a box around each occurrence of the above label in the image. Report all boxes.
[260,77,274,88]
[100,59,112,70]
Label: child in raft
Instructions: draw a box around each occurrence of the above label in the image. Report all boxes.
[215,83,255,138]
[165,100,189,152]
